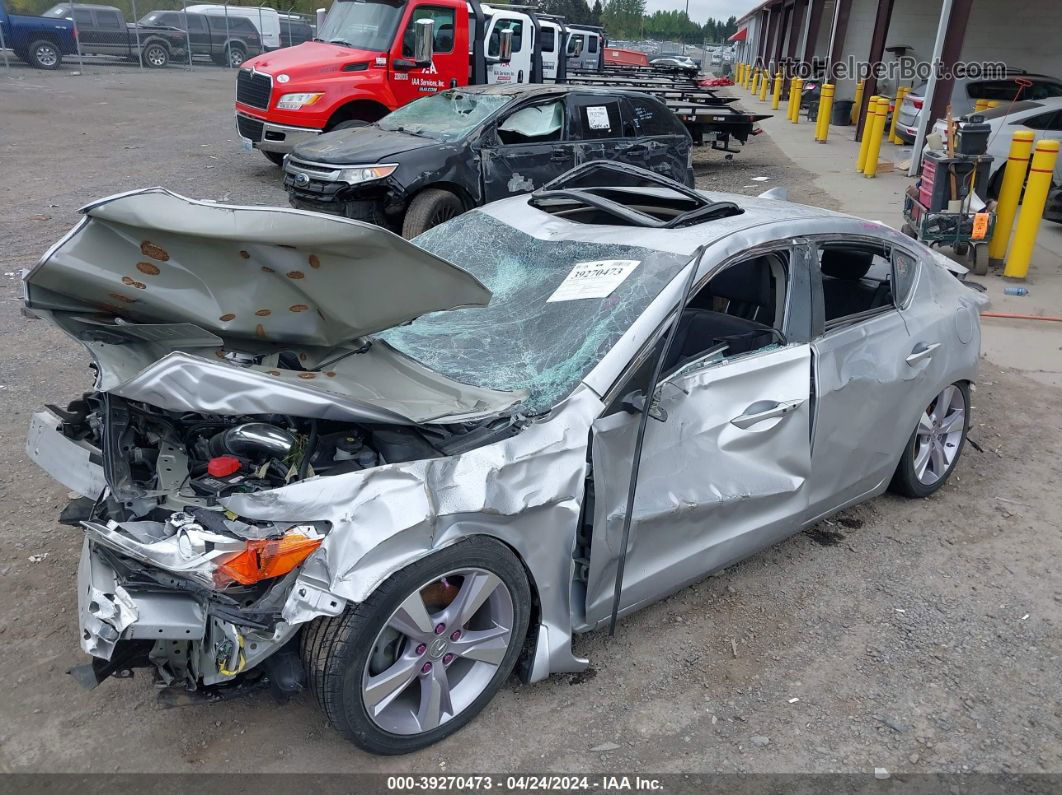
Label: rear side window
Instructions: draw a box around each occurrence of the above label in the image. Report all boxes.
[540,27,554,53]
[186,14,207,32]
[588,35,598,53]
[628,96,683,136]
[892,249,918,306]
[97,10,122,29]
[73,8,93,25]
[816,241,895,328]
[229,17,257,34]
[569,97,627,140]
[1027,82,1062,100]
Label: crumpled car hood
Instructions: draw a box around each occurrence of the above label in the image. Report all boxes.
[24,188,491,346]
[23,189,526,424]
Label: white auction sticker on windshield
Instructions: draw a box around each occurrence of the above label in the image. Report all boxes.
[585,105,611,130]
[547,260,641,302]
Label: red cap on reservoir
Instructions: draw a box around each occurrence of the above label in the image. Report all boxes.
[207,455,242,477]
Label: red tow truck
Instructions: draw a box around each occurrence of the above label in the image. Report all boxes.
[234,0,564,164]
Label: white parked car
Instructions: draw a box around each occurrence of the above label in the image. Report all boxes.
[896,72,1062,144]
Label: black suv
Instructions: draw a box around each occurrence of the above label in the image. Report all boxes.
[41,3,185,67]
[284,84,694,238]
[278,17,312,49]
[138,10,261,67]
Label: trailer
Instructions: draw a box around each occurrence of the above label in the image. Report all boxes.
[565,65,770,153]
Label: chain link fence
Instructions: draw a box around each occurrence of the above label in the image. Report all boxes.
[1,0,316,73]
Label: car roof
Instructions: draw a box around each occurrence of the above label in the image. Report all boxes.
[455,84,667,102]
[479,188,855,257]
[57,3,120,9]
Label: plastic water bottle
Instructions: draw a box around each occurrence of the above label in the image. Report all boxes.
[1003,287,1029,296]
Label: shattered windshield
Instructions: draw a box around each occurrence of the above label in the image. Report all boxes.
[377,91,511,142]
[377,212,689,414]
[317,0,404,51]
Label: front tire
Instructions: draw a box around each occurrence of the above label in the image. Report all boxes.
[226,45,246,68]
[889,381,969,498]
[402,188,463,238]
[142,42,169,68]
[27,39,62,70]
[302,537,531,755]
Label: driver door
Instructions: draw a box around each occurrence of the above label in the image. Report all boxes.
[480,98,573,202]
[389,5,460,107]
[583,245,815,627]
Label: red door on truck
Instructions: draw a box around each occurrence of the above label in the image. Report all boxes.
[388,3,468,106]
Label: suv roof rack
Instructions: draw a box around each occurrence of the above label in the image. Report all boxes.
[529,162,742,229]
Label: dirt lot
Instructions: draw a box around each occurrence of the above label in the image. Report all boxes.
[1,65,1060,775]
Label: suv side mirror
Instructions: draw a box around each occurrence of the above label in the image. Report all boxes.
[413,17,433,67]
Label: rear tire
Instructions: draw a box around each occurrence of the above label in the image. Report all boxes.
[402,188,463,238]
[262,150,286,166]
[226,45,246,68]
[27,39,62,70]
[889,381,969,498]
[301,536,531,755]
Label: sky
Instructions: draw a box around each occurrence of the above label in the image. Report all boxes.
[642,0,759,25]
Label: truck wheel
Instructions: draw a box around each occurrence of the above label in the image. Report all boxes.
[402,189,463,238]
[142,43,169,68]
[262,151,286,166]
[331,120,369,131]
[27,39,62,70]
[227,45,246,68]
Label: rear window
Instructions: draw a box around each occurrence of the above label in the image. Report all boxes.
[628,96,683,136]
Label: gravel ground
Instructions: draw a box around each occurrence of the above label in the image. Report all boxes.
[1,65,1060,775]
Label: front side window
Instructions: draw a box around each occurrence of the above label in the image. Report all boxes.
[401,6,456,57]
[816,241,895,329]
[317,0,405,52]
[496,101,564,144]
[566,33,583,55]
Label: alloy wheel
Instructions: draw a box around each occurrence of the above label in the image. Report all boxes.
[146,45,166,67]
[228,48,245,67]
[361,568,515,735]
[913,384,966,485]
[35,43,59,67]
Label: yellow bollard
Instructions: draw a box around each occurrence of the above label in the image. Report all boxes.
[974,99,989,113]
[771,71,783,110]
[759,69,770,101]
[753,68,762,95]
[815,84,835,142]
[790,78,804,123]
[1004,139,1060,279]
[863,97,889,178]
[856,96,879,172]
[987,100,1000,109]
[851,80,865,124]
[737,63,743,85]
[987,131,1035,265]
[889,87,908,144]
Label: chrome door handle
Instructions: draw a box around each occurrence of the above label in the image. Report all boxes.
[906,342,941,365]
[730,398,806,430]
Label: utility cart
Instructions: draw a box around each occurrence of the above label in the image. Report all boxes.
[902,142,995,275]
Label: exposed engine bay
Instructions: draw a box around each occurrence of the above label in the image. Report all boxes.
[45,390,517,700]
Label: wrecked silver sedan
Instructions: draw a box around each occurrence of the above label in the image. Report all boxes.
[25,165,983,754]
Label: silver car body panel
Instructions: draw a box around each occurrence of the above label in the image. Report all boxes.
[29,187,983,684]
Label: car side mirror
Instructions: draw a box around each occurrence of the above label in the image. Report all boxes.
[413,17,433,67]
[619,389,668,422]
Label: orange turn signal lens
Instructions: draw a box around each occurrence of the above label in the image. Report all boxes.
[214,534,322,587]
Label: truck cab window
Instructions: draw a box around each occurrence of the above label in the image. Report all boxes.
[540,28,555,53]
[401,7,456,56]
[488,19,523,56]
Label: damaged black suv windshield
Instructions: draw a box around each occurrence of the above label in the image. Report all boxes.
[377,91,511,142]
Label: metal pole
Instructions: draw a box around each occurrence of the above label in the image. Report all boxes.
[183,0,193,70]
[70,0,85,72]
[906,0,952,176]
[0,18,10,71]
[224,2,231,67]
[131,0,143,71]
